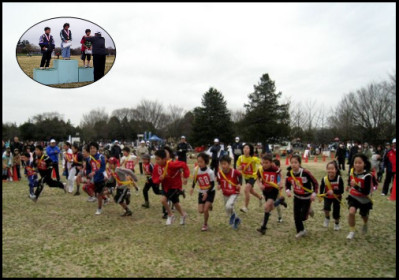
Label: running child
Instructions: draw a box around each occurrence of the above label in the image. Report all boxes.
[285,154,319,238]
[319,161,345,231]
[237,143,263,213]
[107,157,138,217]
[346,154,374,240]
[68,143,84,196]
[85,142,106,215]
[152,150,190,226]
[22,152,38,200]
[256,155,283,235]
[120,147,140,195]
[32,145,66,202]
[273,159,288,223]
[141,154,162,209]
[63,142,73,193]
[217,155,242,229]
[190,153,216,232]
[2,147,12,181]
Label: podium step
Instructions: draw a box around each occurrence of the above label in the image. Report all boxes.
[78,67,94,82]
[53,60,79,83]
[33,68,59,85]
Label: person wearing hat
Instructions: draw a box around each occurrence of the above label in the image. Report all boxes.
[60,23,72,60]
[84,31,108,82]
[177,136,189,163]
[136,140,149,175]
[46,139,61,181]
[382,138,396,196]
[80,29,92,68]
[231,137,243,169]
[210,139,222,174]
[111,140,122,160]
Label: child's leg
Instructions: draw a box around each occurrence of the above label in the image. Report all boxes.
[293,198,304,233]
[250,187,262,200]
[203,202,211,225]
[173,203,184,216]
[67,167,76,193]
[198,204,204,214]
[40,53,46,67]
[143,182,151,203]
[333,199,341,224]
[348,207,357,230]
[244,183,251,208]
[261,199,275,229]
[151,183,162,195]
[16,165,21,179]
[225,195,237,217]
[276,205,282,218]
[45,53,51,67]
[161,196,172,216]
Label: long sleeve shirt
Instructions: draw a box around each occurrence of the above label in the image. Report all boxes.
[152,160,190,192]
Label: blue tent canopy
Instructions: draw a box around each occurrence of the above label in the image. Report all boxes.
[148,135,163,142]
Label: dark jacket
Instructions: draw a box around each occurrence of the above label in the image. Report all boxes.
[85,36,108,55]
[232,142,243,157]
[336,146,346,160]
[111,144,122,159]
[10,141,23,156]
[60,29,72,41]
[210,145,221,160]
[384,149,397,173]
[177,142,188,162]
[39,34,55,53]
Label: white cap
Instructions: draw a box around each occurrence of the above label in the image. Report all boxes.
[214,138,219,143]
[95,31,101,34]
[114,140,119,143]
[235,137,239,140]
[140,140,145,144]
[393,138,396,144]
[181,136,186,139]
[50,139,56,143]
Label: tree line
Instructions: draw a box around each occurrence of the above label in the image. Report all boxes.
[3,72,396,146]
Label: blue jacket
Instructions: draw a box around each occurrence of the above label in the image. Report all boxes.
[85,153,106,183]
[46,145,60,163]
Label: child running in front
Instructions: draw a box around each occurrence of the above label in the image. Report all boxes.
[120,147,140,196]
[272,159,287,223]
[319,161,344,231]
[285,154,319,238]
[152,150,190,226]
[107,157,138,217]
[217,155,242,230]
[256,155,283,235]
[346,154,374,240]
[237,143,263,213]
[190,153,216,232]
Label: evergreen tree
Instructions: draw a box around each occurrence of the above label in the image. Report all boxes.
[242,74,290,143]
[192,87,234,146]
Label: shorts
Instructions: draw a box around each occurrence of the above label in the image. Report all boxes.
[262,188,279,201]
[347,196,373,217]
[81,51,91,61]
[106,180,116,193]
[198,191,216,204]
[323,197,341,211]
[114,188,131,205]
[94,181,106,194]
[83,182,94,193]
[162,189,181,205]
[245,178,256,187]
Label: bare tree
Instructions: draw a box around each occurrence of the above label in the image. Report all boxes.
[80,108,109,128]
[230,109,246,123]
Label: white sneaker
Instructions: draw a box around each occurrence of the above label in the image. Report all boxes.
[347,232,355,240]
[240,207,249,213]
[45,67,49,70]
[40,67,44,70]
[323,218,330,228]
[95,209,102,215]
[334,224,340,231]
[29,194,36,200]
[136,187,140,196]
[381,193,386,196]
[278,217,283,223]
[295,230,307,238]
[166,215,175,226]
[180,213,188,225]
[259,196,264,207]
[88,197,97,202]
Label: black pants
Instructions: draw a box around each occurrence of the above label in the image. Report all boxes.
[15,165,21,179]
[293,197,311,233]
[210,159,219,174]
[382,171,396,195]
[35,174,65,199]
[324,198,341,220]
[234,155,240,169]
[338,158,345,171]
[143,180,162,202]
[40,52,52,67]
[139,162,143,175]
[93,55,106,82]
[52,162,60,181]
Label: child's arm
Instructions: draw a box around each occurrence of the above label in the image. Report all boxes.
[285,173,292,197]
[152,166,161,185]
[337,177,345,195]
[256,169,264,190]
[319,178,326,195]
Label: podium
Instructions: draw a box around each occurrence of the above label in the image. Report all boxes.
[33,60,94,85]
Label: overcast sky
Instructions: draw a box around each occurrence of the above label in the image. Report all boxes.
[18,17,115,50]
[3,3,396,127]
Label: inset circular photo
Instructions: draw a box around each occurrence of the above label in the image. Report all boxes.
[16,17,116,88]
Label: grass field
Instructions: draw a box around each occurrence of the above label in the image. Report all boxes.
[2,159,396,278]
[16,55,115,88]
